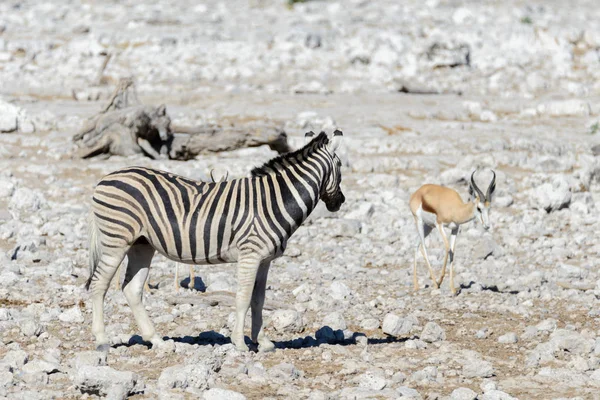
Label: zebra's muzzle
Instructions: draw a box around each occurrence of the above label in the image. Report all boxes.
[325,192,345,212]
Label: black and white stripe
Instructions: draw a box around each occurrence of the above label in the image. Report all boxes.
[86,130,345,352]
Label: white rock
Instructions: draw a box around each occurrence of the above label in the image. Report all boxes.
[329,281,351,300]
[0,371,12,388]
[0,178,15,198]
[9,188,46,214]
[59,307,84,324]
[268,362,300,381]
[549,329,594,355]
[497,332,518,344]
[203,388,247,400]
[22,359,59,375]
[344,202,374,220]
[17,318,42,337]
[74,366,142,399]
[420,322,446,343]
[271,310,305,333]
[360,318,380,330]
[479,390,518,400]
[0,100,19,132]
[3,350,28,370]
[396,386,422,399]
[322,311,346,330]
[462,359,494,378]
[450,387,478,400]
[540,99,591,117]
[382,314,413,337]
[529,176,571,212]
[358,370,386,390]
[536,319,557,332]
[70,351,107,369]
[158,364,211,390]
[372,45,399,67]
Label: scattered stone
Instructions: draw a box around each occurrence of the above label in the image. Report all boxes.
[271,309,305,333]
[462,359,494,378]
[382,314,413,337]
[322,311,347,331]
[329,281,351,300]
[70,351,107,369]
[497,332,518,344]
[3,350,28,370]
[74,366,142,399]
[203,388,247,400]
[420,322,446,343]
[450,387,478,400]
[358,369,386,390]
[529,176,571,212]
[479,390,518,400]
[158,364,212,390]
[58,307,84,324]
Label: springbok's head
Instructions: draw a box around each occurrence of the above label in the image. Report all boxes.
[305,130,345,212]
[469,169,496,230]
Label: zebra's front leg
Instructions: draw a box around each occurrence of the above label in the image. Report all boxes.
[231,255,262,352]
[251,261,274,352]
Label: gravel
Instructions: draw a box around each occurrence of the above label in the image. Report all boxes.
[0,0,599,398]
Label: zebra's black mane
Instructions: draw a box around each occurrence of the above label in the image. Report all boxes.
[251,132,329,178]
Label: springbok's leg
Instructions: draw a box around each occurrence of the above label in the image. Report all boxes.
[436,222,450,288]
[251,261,274,352]
[91,248,129,351]
[122,241,162,347]
[413,243,420,291]
[415,218,437,288]
[231,252,262,351]
[448,227,459,295]
[189,265,195,290]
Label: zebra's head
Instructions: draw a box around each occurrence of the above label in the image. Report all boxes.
[306,130,345,212]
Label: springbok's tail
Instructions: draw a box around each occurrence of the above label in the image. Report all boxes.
[84,214,102,290]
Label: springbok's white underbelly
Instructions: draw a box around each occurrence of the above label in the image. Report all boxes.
[416,205,437,227]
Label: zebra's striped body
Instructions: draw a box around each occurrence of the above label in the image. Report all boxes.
[87,131,345,352]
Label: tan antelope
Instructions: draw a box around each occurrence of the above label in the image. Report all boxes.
[409,169,496,295]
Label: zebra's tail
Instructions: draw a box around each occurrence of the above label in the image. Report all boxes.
[84,214,102,290]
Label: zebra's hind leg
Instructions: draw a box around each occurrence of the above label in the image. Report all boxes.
[231,253,262,352]
[251,261,274,352]
[122,240,163,348]
[90,248,129,351]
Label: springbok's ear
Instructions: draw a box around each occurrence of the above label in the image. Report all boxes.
[304,131,316,145]
[157,104,167,116]
[328,129,343,154]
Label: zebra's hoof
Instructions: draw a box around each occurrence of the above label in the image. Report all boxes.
[231,337,249,352]
[96,343,111,353]
[258,340,275,353]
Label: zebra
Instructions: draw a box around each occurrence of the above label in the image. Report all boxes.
[86,130,345,352]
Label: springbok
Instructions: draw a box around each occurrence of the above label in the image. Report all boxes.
[409,169,496,295]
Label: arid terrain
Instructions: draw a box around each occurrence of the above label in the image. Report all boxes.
[1,1,600,399]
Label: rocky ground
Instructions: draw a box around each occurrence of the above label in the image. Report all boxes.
[1,0,600,399]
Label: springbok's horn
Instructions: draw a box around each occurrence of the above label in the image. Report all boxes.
[486,170,496,201]
[470,170,485,201]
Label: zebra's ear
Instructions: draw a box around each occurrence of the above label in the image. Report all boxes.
[304,131,316,145]
[328,129,343,154]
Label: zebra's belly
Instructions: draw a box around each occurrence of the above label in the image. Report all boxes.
[152,244,239,265]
